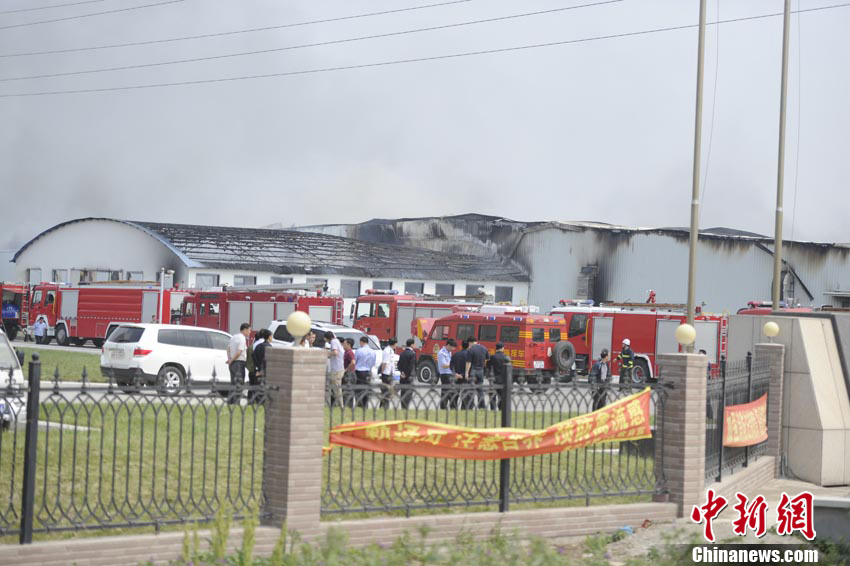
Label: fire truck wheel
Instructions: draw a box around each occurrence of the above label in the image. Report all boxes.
[552,341,575,373]
[55,326,69,346]
[92,339,105,348]
[156,365,185,395]
[416,359,436,384]
[632,359,650,384]
[72,338,87,346]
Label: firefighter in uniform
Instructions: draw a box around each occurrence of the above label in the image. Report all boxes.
[618,338,635,385]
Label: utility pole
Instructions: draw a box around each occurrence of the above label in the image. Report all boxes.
[685,0,708,350]
[772,0,792,309]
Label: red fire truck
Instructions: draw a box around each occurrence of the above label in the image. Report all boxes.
[548,300,728,383]
[352,290,486,346]
[736,300,814,315]
[26,282,184,347]
[1,283,27,340]
[175,285,343,335]
[414,307,571,386]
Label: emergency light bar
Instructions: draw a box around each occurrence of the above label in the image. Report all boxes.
[365,289,399,295]
[558,299,594,307]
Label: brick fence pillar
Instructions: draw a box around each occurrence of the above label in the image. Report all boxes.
[754,343,785,477]
[261,347,327,539]
[657,353,708,516]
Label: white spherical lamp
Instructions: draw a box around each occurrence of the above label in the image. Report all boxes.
[675,323,697,346]
[286,310,312,342]
[763,321,780,339]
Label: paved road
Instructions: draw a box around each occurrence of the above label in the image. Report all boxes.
[13,339,100,355]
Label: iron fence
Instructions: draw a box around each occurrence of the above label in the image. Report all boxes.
[321,377,667,516]
[705,353,771,483]
[0,357,269,542]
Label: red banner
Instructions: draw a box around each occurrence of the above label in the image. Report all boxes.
[723,393,768,447]
[328,387,652,460]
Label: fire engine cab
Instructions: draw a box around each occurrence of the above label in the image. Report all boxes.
[1,282,27,341]
[414,306,571,386]
[353,290,486,346]
[175,284,343,335]
[26,282,183,347]
[548,300,728,383]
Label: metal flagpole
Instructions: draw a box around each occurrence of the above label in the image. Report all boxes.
[686,0,708,349]
[772,0,792,309]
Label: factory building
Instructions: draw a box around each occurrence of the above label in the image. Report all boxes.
[283,214,850,313]
[11,218,531,317]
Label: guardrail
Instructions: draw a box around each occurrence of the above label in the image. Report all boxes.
[0,357,269,542]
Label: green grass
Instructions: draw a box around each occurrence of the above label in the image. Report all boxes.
[0,397,264,542]
[16,346,105,382]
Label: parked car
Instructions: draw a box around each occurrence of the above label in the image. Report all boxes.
[100,324,232,394]
[0,328,26,428]
[266,320,397,379]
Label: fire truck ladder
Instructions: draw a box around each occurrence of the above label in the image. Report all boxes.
[601,302,688,310]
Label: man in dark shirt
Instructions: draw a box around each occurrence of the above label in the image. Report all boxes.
[451,339,470,409]
[487,342,511,410]
[465,337,489,409]
[250,329,272,404]
[342,338,357,408]
[397,338,417,409]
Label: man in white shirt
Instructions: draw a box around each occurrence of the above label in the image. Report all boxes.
[379,338,397,408]
[226,323,251,404]
[33,318,47,344]
[354,336,377,408]
[325,331,345,407]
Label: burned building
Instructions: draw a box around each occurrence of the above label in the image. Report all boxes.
[11,218,531,316]
[280,214,850,313]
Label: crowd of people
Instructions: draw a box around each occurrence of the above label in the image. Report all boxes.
[221,323,639,412]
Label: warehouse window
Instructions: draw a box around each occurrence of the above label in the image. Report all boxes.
[234,275,256,286]
[465,284,484,296]
[70,269,83,284]
[51,269,68,283]
[495,286,513,303]
[307,278,328,291]
[372,281,393,290]
[340,279,361,298]
[92,270,111,282]
[126,271,144,281]
[195,274,220,288]
[27,269,42,284]
[271,276,292,285]
[404,282,424,294]
[435,283,455,296]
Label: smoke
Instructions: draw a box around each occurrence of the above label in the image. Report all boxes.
[0,0,848,249]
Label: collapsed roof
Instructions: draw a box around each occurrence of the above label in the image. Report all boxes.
[13,218,529,282]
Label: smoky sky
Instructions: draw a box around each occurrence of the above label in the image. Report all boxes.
[1,0,848,256]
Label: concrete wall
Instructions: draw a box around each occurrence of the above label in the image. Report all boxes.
[729,315,850,486]
[13,219,185,284]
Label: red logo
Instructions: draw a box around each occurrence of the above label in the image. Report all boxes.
[777,491,816,540]
[731,493,768,537]
[690,489,728,543]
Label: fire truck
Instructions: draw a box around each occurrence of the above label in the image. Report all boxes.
[352,290,487,346]
[175,284,343,335]
[736,300,814,315]
[413,306,570,386]
[26,282,184,347]
[548,300,728,383]
[1,283,27,340]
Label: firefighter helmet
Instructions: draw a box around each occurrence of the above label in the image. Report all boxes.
[622,338,631,346]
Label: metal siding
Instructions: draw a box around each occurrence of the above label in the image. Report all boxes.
[275,302,295,320]
[396,307,415,343]
[591,317,613,360]
[656,319,680,358]
[309,305,332,323]
[251,302,275,331]
[60,290,79,319]
[229,302,251,334]
[141,292,158,322]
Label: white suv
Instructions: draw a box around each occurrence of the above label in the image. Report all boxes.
[0,329,26,428]
[100,324,232,394]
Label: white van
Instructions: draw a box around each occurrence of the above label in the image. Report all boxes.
[100,324,232,394]
[0,329,26,428]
